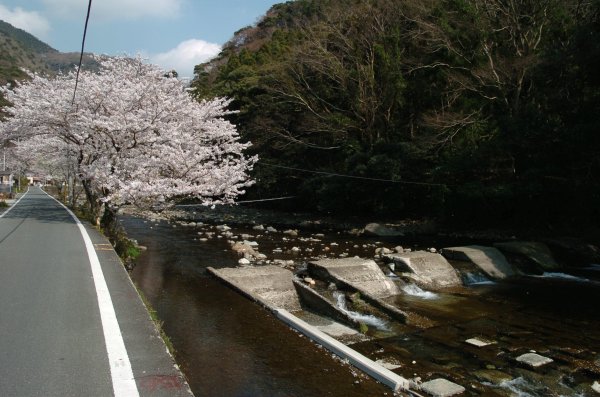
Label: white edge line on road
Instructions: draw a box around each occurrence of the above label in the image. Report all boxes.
[0,188,29,219]
[42,190,140,397]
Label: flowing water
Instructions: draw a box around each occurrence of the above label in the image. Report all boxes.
[120,217,390,397]
[333,291,390,331]
[121,215,600,397]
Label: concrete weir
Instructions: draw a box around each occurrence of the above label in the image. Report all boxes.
[308,258,401,298]
[494,241,560,270]
[207,265,302,311]
[308,258,408,322]
[208,264,411,393]
[384,251,462,289]
[442,245,515,279]
[276,309,410,392]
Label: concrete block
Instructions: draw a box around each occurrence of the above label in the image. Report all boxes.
[421,378,465,397]
[465,337,496,347]
[443,245,514,279]
[384,251,462,289]
[516,352,554,368]
[495,241,560,270]
[208,266,301,311]
[309,258,400,298]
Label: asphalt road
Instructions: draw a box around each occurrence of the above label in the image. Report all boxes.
[0,187,192,397]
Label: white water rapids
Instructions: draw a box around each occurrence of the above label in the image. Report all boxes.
[332,291,389,330]
[401,283,439,299]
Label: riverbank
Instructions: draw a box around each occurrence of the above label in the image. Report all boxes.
[120,210,600,397]
[122,203,600,268]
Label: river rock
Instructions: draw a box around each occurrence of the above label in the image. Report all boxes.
[238,258,251,265]
[494,241,560,270]
[472,370,512,384]
[283,229,298,237]
[216,224,231,232]
[308,257,401,298]
[266,226,278,233]
[384,251,462,289]
[442,245,515,279]
[592,381,600,394]
[375,247,393,256]
[252,225,265,231]
[231,242,259,259]
[420,378,465,397]
[363,223,404,237]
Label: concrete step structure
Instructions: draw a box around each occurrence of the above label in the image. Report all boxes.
[207,265,302,311]
[494,241,560,270]
[308,257,401,298]
[383,251,463,289]
[442,245,515,280]
[208,264,412,393]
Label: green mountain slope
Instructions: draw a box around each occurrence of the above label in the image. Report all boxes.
[0,20,98,84]
[0,20,56,84]
[192,0,600,229]
[0,20,98,116]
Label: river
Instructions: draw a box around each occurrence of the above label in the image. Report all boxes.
[120,214,600,397]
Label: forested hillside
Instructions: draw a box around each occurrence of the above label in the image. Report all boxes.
[192,0,600,229]
[0,20,96,116]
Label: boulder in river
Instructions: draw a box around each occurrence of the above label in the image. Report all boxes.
[494,241,560,270]
[231,241,259,259]
[363,223,404,237]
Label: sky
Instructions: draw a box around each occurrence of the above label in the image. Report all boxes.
[0,0,282,77]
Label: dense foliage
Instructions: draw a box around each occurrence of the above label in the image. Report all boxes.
[192,0,600,228]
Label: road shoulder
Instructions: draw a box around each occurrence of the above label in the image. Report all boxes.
[82,222,194,397]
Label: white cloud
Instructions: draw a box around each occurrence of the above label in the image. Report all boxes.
[0,5,51,39]
[150,39,221,78]
[42,0,183,20]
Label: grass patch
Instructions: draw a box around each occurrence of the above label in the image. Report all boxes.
[135,284,176,356]
[0,200,8,208]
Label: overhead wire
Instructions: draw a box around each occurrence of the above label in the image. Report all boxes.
[71,0,93,105]
[257,161,446,187]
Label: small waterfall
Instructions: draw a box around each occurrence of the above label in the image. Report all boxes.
[401,284,438,299]
[463,272,495,286]
[333,291,389,330]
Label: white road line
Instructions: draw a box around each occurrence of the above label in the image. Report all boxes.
[42,190,140,397]
[0,189,29,219]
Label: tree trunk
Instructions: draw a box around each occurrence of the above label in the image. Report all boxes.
[81,179,102,226]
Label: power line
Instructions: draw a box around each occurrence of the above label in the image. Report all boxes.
[175,196,296,207]
[72,0,93,106]
[257,161,446,187]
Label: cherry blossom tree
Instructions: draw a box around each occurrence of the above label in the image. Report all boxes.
[0,56,257,225]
